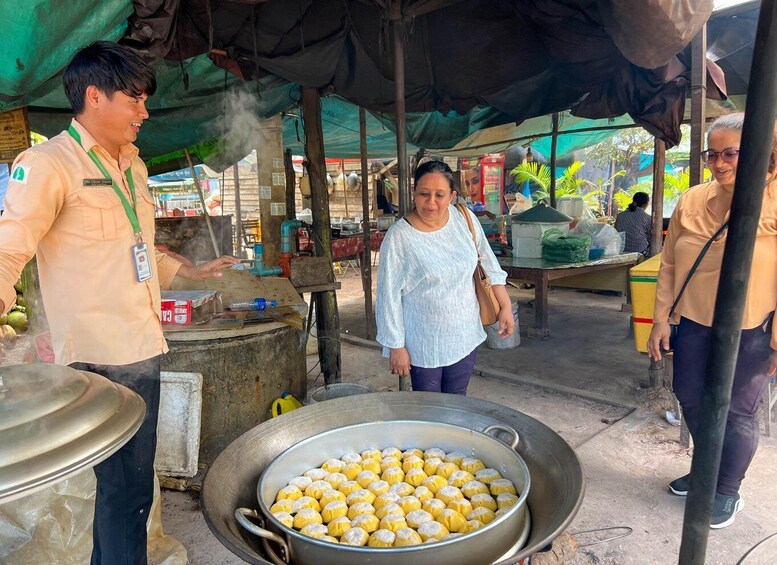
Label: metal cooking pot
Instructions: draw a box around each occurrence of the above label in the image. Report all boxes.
[235,420,530,565]
[201,392,585,564]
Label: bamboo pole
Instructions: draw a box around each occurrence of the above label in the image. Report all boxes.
[689,26,707,188]
[650,138,666,256]
[184,149,221,258]
[549,112,559,208]
[391,1,410,217]
[232,164,244,259]
[359,108,376,340]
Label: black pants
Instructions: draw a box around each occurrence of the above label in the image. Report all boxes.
[70,356,161,565]
[673,317,772,496]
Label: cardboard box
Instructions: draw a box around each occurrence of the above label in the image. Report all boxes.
[160,290,222,325]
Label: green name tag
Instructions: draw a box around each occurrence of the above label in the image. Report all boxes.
[83,178,113,187]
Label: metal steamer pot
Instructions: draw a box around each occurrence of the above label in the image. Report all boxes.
[201,392,585,565]
[236,420,531,565]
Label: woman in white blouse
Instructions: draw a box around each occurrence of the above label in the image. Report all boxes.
[376,160,513,394]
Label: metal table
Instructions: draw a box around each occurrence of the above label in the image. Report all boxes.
[498,252,640,338]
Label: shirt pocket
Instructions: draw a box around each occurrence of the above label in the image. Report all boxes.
[75,189,126,240]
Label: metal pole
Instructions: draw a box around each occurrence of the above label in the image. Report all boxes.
[391,1,410,216]
[184,149,221,258]
[549,112,559,208]
[678,1,777,561]
[359,107,376,340]
[650,138,666,256]
[232,164,244,259]
[689,26,707,188]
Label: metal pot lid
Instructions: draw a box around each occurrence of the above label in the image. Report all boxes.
[511,202,572,223]
[0,363,145,504]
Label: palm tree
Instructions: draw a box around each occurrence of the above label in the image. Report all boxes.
[612,167,711,213]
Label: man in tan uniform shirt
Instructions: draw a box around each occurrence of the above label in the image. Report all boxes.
[0,42,237,563]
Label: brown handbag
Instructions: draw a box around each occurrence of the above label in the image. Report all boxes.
[456,204,500,325]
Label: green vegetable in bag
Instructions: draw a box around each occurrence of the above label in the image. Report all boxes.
[541,228,591,263]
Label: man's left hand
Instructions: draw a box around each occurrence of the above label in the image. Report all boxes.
[177,256,241,281]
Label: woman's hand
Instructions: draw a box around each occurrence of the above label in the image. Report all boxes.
[648,321,672,361]
[497,306,514,338]
[768,350,777,377]
[389,347,411,377]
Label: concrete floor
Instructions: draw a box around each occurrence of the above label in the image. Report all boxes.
[157,271,777,564]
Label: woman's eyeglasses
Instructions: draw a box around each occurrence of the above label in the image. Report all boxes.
[701,147,740,164]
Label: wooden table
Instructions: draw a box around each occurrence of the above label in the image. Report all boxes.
[498,253,640,338]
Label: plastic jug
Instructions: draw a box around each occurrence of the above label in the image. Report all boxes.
[271,393,303,417]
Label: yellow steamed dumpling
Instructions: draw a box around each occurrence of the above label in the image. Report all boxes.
[293,508,323,529]
[421,475,447,494]
[381,447,402,459]
[444,452,467,466]
[340,452,363,465]
[375,502,404,520]
[356,470,379,488]
[322,458,346,474]
[361,458,382,474]
[393,527,423,547]
[423,447,446,460]
[276,485,303,502]
[402,448,424,460]
[379,512,408,533]
[489,479,517,496]
[381,466,405,484]
[338,480,361,496]
[292,496,321,513]
[405,509,434,529]
[327,516,351,537]
[417,521,449,541]
[347,501,376,520]
[346,488,376,506]
[341,527,369,546]
[368,480,390,496]
[467,506,496,525]
[374,491,400,510]
[421,498,446,519]
[350,513,380,533]
[321,500,348,523]
[305,480,332,500]
[388,481,415,497]
[459,519,484,534]
[436,508,467,533]
[361,448,382,461]
[303,468,328,481]
[461,480,490,498]
[368,529,396,547]
[321,535,339,543]
[436,462,459,479]
[270,499,294,514]
[402,455,424,473]
[342,463,363,481]
[397,495,422,514]
[414,485,433,503]
[460,457,485,474]
[288,476,312,490]
[447,498,473,516]
[405,468,428,487]
[470,493,498,512]
[272,511,294,529]
[423,457,443,476]
[435,485,463,505]
[300,523,329,538]
[324,473,348,490]
[320,489,346,507]
[474,468,502,485]
[447,470,475,488]
[380,457,401,472]
[497,492,519,509]
[495,507,510,519]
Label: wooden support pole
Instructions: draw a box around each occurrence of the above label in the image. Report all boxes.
[284,148,296,221]
[184,149,220,258]
[549,112,559,209]
[302,86,341,384]
[651,138,666,256]
[689,25,707,188]
[359,108,376,340]
[232,164,244,258]
[391,2,411,216]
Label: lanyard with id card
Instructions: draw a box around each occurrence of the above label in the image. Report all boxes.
[68,125,153,282]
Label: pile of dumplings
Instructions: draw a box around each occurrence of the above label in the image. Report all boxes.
[269,446,519,547]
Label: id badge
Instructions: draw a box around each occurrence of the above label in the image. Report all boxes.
[133,243,153,282]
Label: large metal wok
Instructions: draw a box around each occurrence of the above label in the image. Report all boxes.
[202,392,585,564]
[237,420,531,565]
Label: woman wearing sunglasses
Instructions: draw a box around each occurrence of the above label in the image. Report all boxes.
[647,112,777,528]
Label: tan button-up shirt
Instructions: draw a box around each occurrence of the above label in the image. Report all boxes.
[0,119,182,365]
[654,180,777,349]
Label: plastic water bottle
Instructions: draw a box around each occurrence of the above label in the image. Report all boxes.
[228,298,278,311]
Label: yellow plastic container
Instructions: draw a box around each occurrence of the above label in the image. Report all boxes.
[630,254,662,353]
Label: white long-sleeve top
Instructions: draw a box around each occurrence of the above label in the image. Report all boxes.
[376,205,508,368]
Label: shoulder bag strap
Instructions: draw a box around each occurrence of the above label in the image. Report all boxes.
[455,204,479,252]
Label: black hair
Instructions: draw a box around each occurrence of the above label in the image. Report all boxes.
[628,191,650,212]
[413,160,458,191]
[64,41,156,115]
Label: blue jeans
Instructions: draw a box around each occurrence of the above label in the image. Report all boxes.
[410,349,478,395]
[70,356,161,565]
[673,317,772,495]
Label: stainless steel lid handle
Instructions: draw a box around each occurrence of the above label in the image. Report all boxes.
[483,423,520,449]
[235,508,291,564]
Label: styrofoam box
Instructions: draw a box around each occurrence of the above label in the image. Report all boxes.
[512,222,570,259]
[154,371,203,477]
